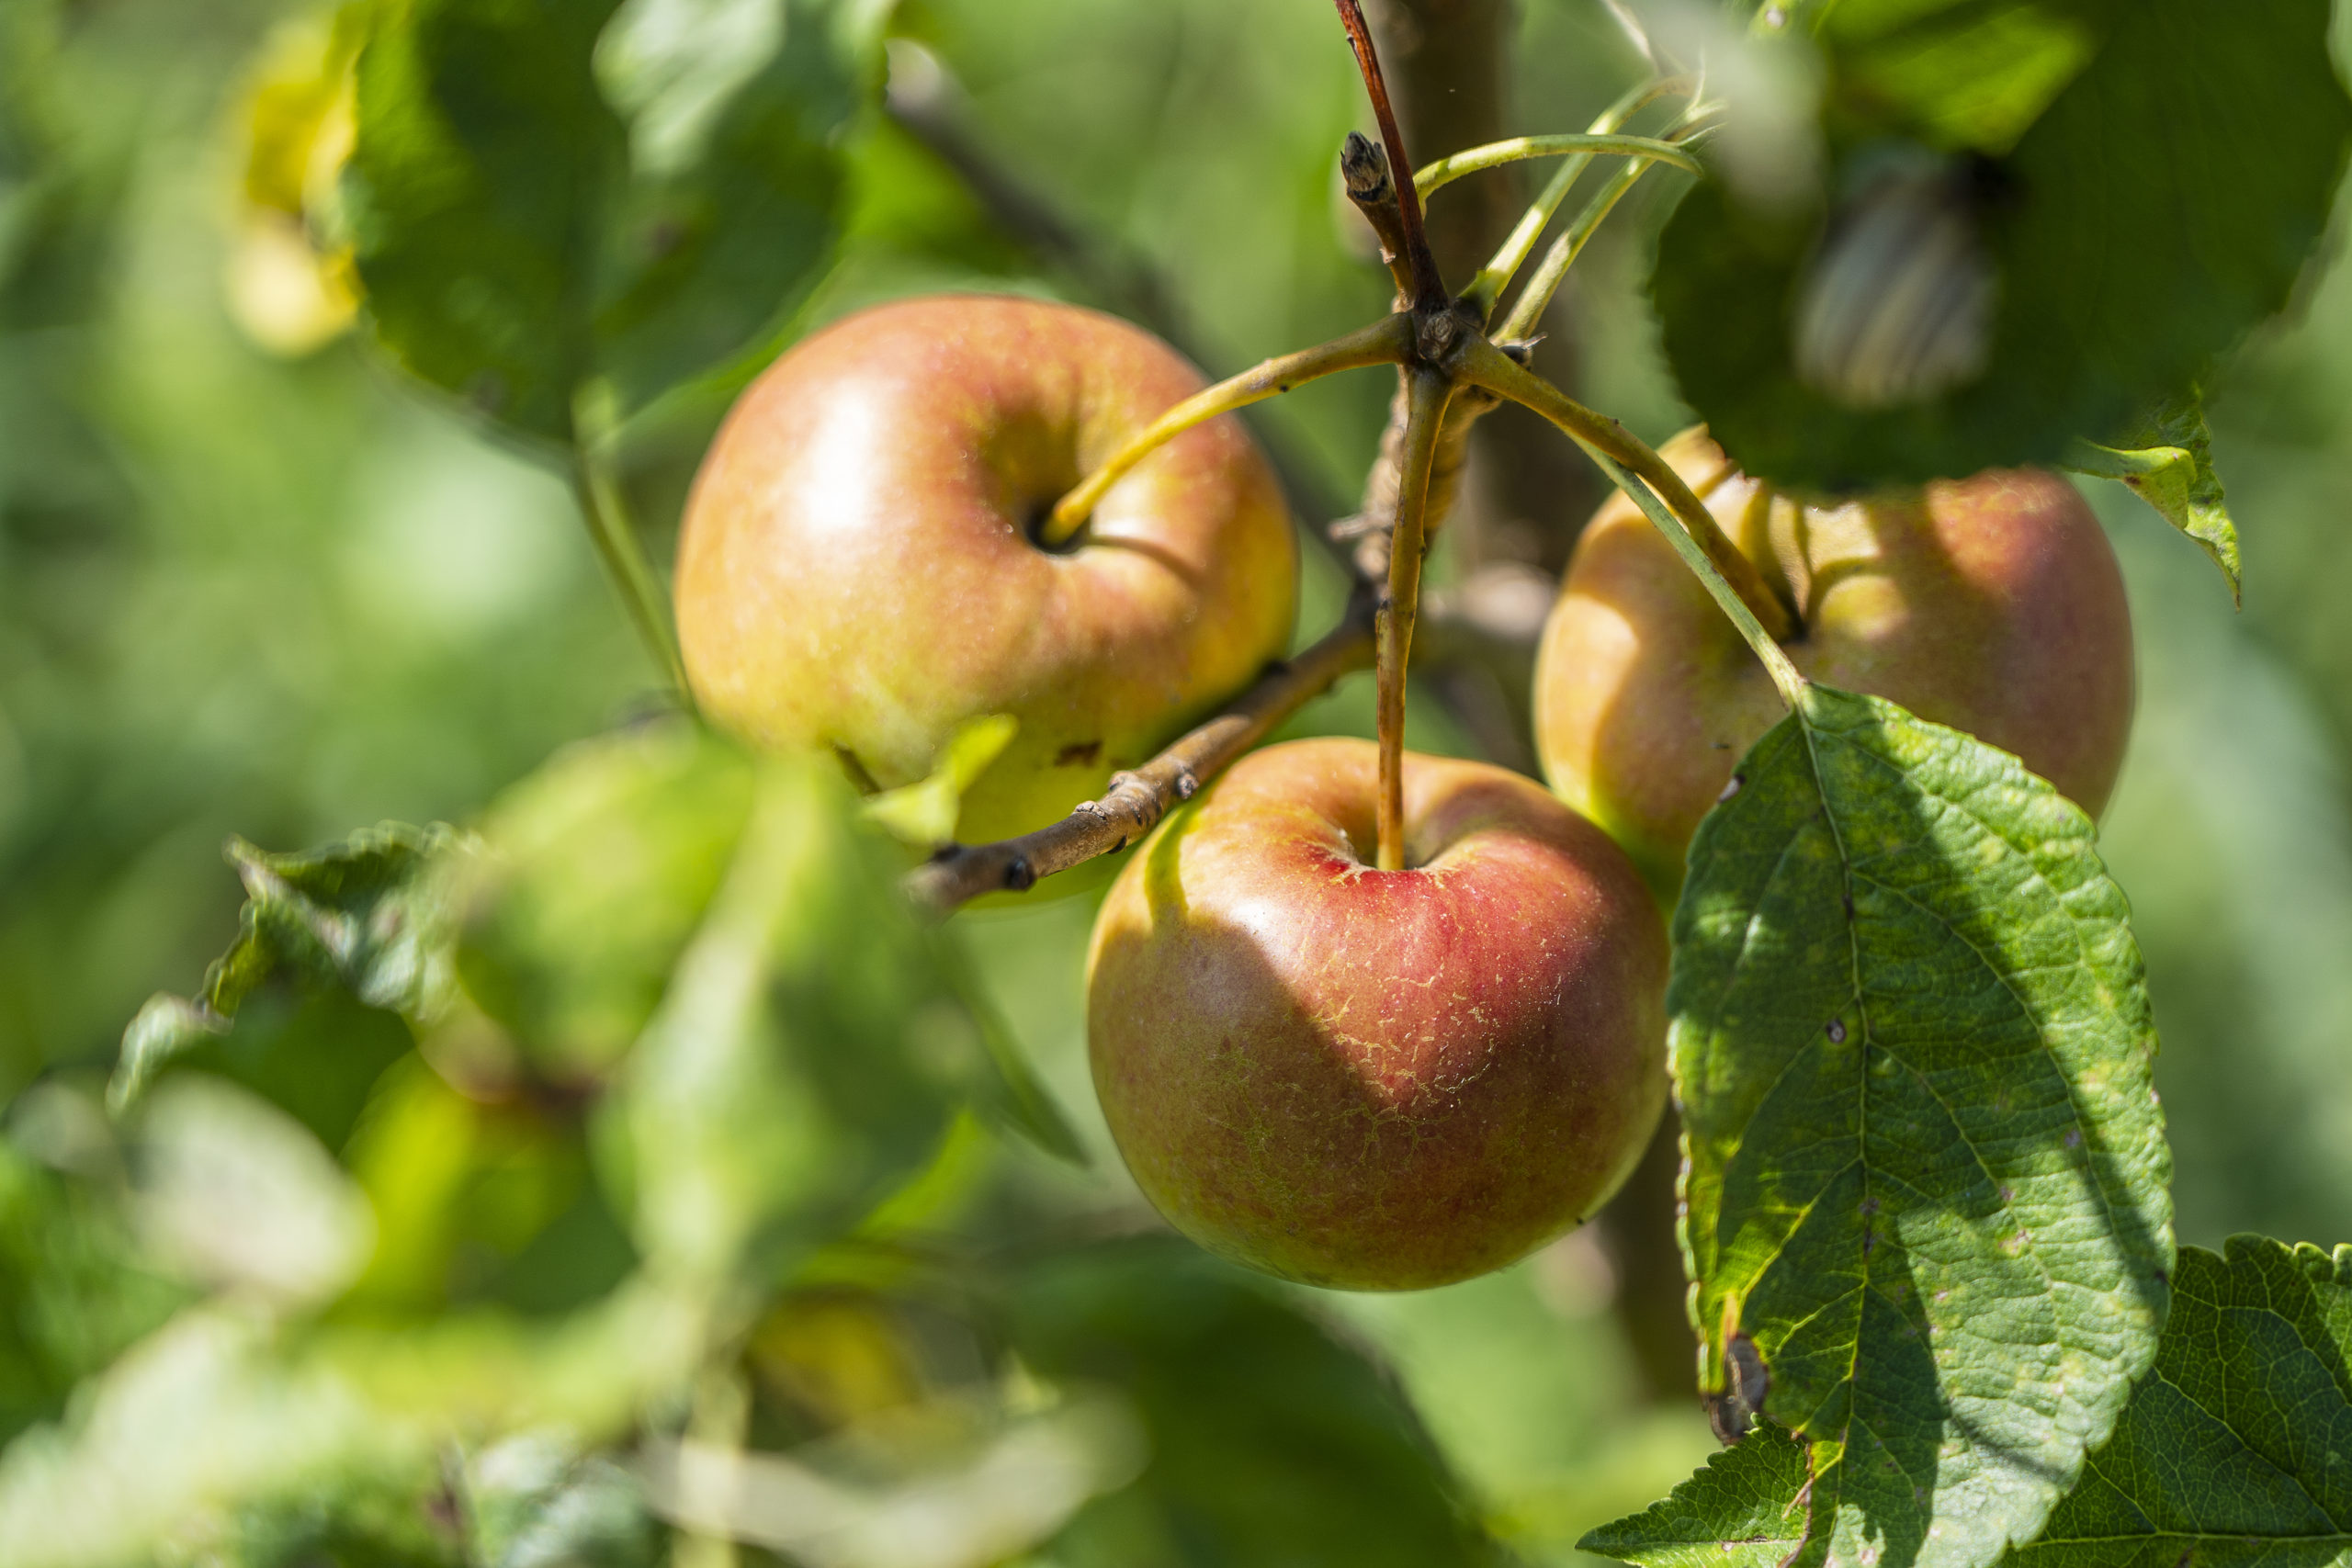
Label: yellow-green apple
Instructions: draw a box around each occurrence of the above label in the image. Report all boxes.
[674,295,1298,847]
[1086,737,1668,1291]
[1535,427,2134,895]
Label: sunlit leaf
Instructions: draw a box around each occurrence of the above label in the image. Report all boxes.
[621,748,989,1283]
[1670,684,2171,1568]
[2068,392,2242,607]
[2007,1236,2352,1568]
[1580,1420,1811,1568]
[1588,1238,2352,1568]
[0,1307,443,1568]
[225,7,366,355]
[863,713,1018,851]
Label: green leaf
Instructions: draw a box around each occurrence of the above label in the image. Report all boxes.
[1670,684,2172,1568]
[1811,1,2110,155]
[2067,393,2242,608]
[2007,1237,2352,1568]
[863,713,1019,851]
[1007,1238,1503,1567]
[1587,1241,2352,1568]
[1653,0,2352,489]
[1579,1421,1812,1568]
[456,720,1081,1168]
[458,722,757,1085]
[616,742,1075,1280]
[345,0,865,442]
[112,823,470,1114]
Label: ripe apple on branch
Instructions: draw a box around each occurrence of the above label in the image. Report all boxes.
[667,0,2174,1294]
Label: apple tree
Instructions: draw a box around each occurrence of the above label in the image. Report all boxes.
[3,0,2350,1564]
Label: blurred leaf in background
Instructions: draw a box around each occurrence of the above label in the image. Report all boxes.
[1651,0,2352,489]
[345,0,874,442]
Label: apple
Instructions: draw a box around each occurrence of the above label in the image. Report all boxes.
[674,294,1299,847]
[1534,427,2134,895]
[1086,737,1668,1291]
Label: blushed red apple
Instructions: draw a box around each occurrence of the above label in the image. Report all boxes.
[674,295,1298,846]
[1535,427,2134,894]
[1086,737,1668,1291]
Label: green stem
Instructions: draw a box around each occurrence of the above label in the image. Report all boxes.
[571,389,692,702]
[1456,338,1804,703]
[1493,109,1715,336]
[1593,453,1806,709]
[1463,76,1692,321]
[1416,132,1701,198]
[1042,312,1412,547]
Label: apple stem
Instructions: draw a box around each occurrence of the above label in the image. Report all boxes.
[1457,339,1805,668]
[1417,132,1702,202]
[1496,98,1718,338]
[1375,366,1459,872]
[1331,0,1448,315]
[1040,314,1413,549]
[571,413,693,705]
[1462,76,1695,320]
[902,587,1382,915]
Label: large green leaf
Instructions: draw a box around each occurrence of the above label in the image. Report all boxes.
[1581,1421,1812,1568]
[1587,1238,2352,1568]
[1671,684,2171,1568]
[344,0,867,443]
[1654,0,2352,490]
[2011,1237,2352,1568]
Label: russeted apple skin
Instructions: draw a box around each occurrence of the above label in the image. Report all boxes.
[1535,427,2135,895]
[1086,738,1668,1292]
[674,295,1298,846]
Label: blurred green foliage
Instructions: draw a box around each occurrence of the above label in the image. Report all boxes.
[5,0,2352,1563]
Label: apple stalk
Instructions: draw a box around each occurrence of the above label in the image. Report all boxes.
[902,584,1381,913]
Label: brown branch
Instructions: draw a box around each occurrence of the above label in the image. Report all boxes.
[1375,367,1458,870]
[903,592,1380,914]
[1340,131,1417,304]
[1363,0,1601,581]
[1332,0,1446,311]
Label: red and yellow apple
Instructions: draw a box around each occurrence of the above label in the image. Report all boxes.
[674,295,1298,846]
[1535,427,2135,894]
[1086,738,1668,1291]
